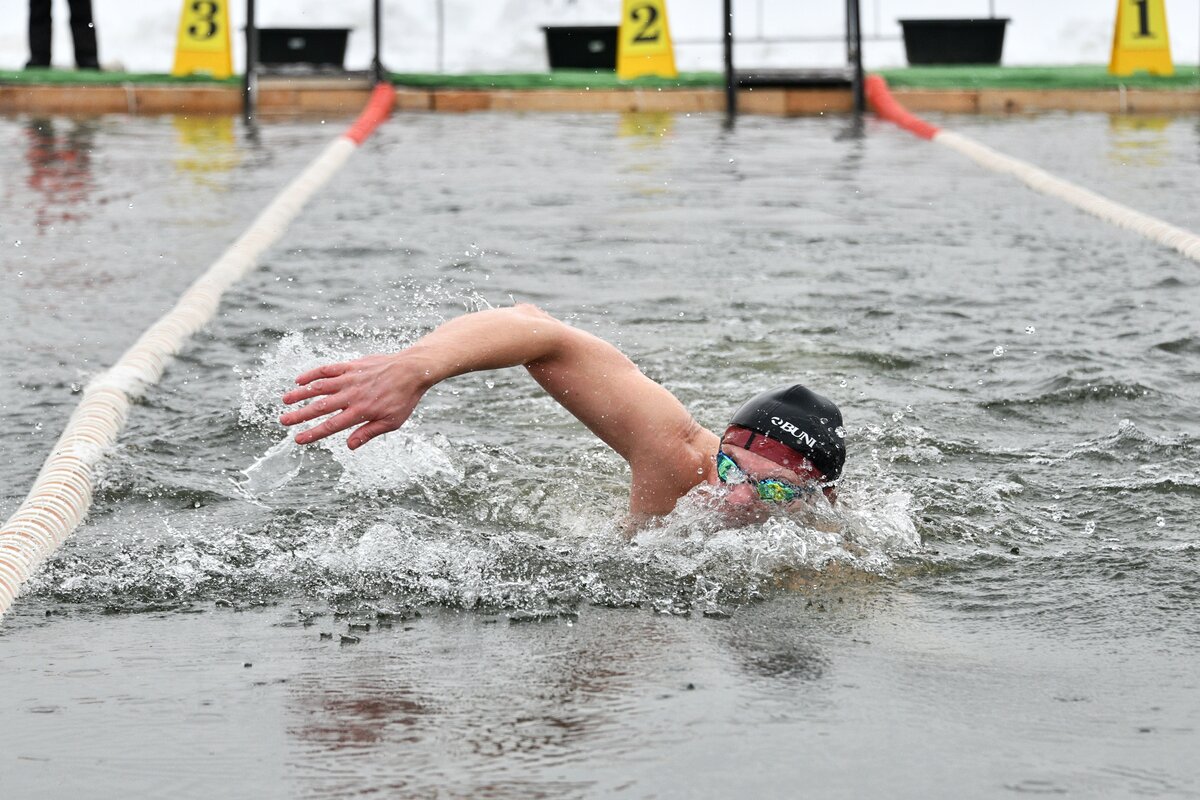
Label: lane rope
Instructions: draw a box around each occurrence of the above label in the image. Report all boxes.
[0,83,397,619]
[865,75,1200,264]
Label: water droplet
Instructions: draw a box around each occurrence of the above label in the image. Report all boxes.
[992,345,1006,357]
[1083,521,1097,535]
[1156,516,1165,527]
[1025,326,1036,334]
[834,426,846,438]
[485,379,495,389]
[17,271,24,277]
[839,379,848,388]
[13,240,21,247]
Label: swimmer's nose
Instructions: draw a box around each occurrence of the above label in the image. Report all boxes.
[721,483,771,525]
[725,483,760,506]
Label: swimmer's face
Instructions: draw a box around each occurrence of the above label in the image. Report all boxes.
[715,444,828,524]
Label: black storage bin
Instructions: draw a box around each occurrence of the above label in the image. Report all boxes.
[258,28,351,68]
[899,18,1009,65]
[542,25,618,70]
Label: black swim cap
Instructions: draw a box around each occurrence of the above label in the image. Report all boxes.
[727,384,846,481]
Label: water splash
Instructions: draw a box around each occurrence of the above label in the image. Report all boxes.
[28,318,925,614]
[237,435,307,500]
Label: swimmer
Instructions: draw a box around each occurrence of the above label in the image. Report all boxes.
[280,305,844,521]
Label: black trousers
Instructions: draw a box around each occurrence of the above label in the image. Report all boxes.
[28,0,99,68]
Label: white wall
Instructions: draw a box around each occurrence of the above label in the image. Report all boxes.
[0,0,1196,74]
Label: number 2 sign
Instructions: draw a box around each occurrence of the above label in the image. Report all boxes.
[617,0,678,80]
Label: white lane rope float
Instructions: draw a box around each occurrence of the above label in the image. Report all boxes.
[865,75,1200,264]
[0,84,397,619]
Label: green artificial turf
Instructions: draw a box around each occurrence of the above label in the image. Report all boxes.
[388,70,723,89]
[0,67,239,85]
[3,65,1196,91]
[876,64,1200,90]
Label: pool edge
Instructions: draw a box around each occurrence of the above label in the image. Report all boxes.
[2,82,1198,116]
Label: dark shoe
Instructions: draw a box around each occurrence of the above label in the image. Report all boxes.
[77,62,102,71]
[25,60,52,70]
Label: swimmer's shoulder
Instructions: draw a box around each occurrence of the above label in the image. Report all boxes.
[627,421,720,516]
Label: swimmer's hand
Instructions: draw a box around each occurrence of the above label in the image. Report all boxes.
[280,354,426,449]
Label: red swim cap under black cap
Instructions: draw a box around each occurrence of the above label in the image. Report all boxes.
[726,384,846,481]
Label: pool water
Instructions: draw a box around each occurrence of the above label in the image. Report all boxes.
[1,109,1198,797]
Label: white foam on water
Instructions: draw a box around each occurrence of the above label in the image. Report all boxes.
[326,430,463,493]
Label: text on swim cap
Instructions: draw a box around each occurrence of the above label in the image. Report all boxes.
[771,417,818,449]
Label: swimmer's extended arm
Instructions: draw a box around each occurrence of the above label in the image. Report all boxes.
[280,305,708,474]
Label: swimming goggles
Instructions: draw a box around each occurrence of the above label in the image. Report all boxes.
[716,450,816,503]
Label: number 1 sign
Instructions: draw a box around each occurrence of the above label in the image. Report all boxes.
[1109,0,1173,76]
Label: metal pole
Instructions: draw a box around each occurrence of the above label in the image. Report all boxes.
[724,0,736,117]
[372,0,384,84]
[243,0,258,119]
[844,0,851,64]
[847,0,865,114]
[437,0,445,73]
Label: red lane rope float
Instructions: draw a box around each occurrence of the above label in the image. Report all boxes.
[347,82,397,144]
[866,75,1200,263]
[864,75,939,140]
[0,84,398,619]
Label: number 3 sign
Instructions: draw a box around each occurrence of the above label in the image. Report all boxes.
[617,0,678,80]
[172,0,233,78]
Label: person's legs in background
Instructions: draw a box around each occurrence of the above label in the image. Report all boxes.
[67,0,100,69]
[26,0,53,68]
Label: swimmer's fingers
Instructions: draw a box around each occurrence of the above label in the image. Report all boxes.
[347,419,399,450]
[293,409,364,445]
[279,394,350,427]
[294,362,352,386]
[282,377,346,406]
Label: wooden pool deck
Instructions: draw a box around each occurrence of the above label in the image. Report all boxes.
[2,66,1198,116]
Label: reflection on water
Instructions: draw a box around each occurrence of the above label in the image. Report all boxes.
[1108,114,1173,167]
[284,612,666,798]
[277,597,856,797]
[22,117,96,229]
[617,111,674,141]
[172,115,242,188]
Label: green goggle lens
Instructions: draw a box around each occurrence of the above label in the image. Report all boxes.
[716,450,813,503]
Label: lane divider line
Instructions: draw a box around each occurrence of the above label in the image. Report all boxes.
[865,75,1200,264]
[0,83,398,619]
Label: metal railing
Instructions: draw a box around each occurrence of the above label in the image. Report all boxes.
[243,0,385,118]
